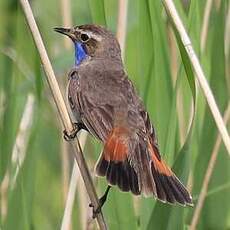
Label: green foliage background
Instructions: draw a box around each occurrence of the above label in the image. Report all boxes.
[0,0,229,229]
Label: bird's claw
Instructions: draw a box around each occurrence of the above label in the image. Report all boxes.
[89,203,102,219]
[89,186,111,219]
[63,123,79,141]
[89,200,104,219]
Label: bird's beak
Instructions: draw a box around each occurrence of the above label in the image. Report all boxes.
[54,27,75,40]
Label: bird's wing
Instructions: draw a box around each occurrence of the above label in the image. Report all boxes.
[73,66,129,142]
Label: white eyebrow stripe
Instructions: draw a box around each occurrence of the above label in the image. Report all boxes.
[77,29,102,41]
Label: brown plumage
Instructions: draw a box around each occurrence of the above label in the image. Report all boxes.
[55,24,193,206]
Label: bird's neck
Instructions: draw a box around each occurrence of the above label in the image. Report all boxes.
[74,42,87,66]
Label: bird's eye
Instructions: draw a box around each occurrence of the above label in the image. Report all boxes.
[80,33,89,42]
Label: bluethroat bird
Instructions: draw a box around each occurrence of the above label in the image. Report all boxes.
[54,24,193,217]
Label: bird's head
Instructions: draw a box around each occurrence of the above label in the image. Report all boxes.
[54,24,121,66]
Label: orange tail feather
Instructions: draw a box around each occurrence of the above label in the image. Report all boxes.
[148,141,193,205]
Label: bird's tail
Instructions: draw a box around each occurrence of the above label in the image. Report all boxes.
[95,126,193,206]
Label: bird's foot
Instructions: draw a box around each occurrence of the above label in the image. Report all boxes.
[89,195,107,219]
[63,123,80,141]
[89,186,111,219]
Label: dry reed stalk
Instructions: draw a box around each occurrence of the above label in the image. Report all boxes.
[200,0,213,52]
[162,0,230,156]
[0,94,35,221]
[116,0,128,60]
[19,0,107,228]
[61,132,88,230]
[60,0,72,49]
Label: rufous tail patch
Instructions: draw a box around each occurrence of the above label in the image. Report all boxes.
[103,127,129,162]
[148,141,173,176]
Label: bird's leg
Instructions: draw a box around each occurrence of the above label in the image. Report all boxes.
[63,122,87,141]
[89,185,111,218]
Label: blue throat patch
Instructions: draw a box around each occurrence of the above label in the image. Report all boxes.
[75,42,87,66]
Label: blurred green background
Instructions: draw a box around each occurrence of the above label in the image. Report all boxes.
[0,0,230,229]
